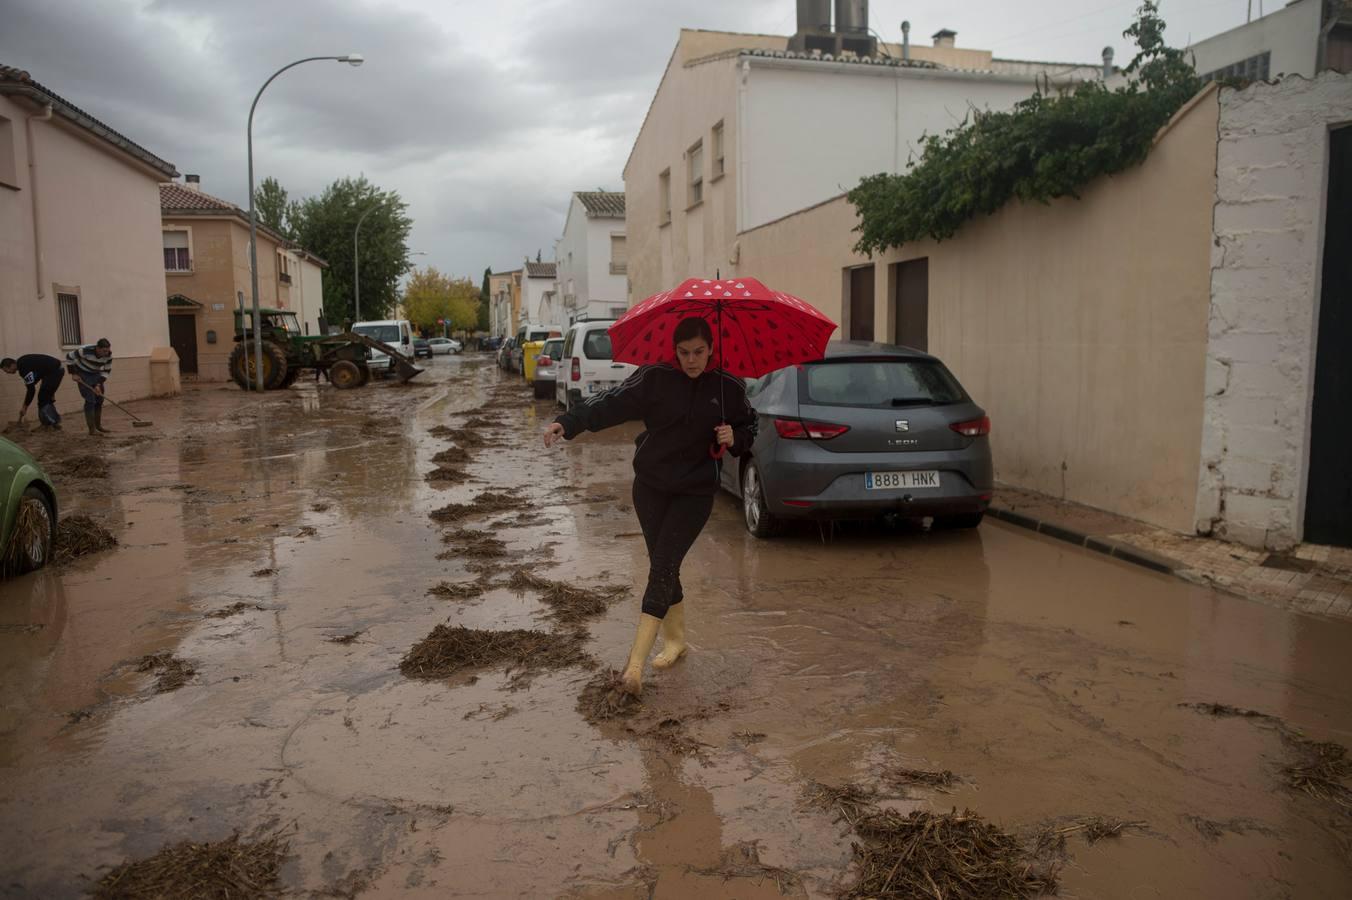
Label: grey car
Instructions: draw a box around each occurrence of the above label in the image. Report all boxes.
[719,341,993,537]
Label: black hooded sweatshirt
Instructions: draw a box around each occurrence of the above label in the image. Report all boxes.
[554,364,757,496]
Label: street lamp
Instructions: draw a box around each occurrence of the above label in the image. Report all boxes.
[247,53,363,391]
[352,203,381,324]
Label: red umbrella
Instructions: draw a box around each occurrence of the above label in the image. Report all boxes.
[609,277,836,376]
[609,276,838,457]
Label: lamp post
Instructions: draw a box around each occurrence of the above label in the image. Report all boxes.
[352,204,381,324]
[247,53,363,391]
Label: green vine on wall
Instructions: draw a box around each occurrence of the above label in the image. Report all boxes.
[847,2,1202,256]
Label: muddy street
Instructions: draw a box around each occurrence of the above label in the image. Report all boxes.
[1,355,1350,898]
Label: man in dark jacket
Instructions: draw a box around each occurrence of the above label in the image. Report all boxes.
[2,354,65,430]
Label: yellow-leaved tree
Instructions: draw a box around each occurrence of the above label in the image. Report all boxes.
[402,267,481,334]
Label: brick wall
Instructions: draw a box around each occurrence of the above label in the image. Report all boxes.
[1197,72,1352,548]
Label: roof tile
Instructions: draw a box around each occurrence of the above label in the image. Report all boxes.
[576,191,626,218]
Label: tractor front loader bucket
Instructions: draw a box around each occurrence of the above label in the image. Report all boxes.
[341,332,425,383]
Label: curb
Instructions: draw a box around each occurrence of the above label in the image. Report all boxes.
[987,505,1179,575]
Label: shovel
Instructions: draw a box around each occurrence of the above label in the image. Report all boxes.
[75,382,153,427]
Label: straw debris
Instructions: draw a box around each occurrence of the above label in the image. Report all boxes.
[91,831,288,899]
[508,570,628,623]
[428,579,492,601]
[442,529,507,558]
[53,515,117,564]
[430,491,527,523]
[400,624,593,684]
[205,602,262,619]
[886,766,960,792]
[1037,816,1147,845]
[577,670,642,723]
[803,782,878,830]
[1280,735,1352,809]
[426,466,469,484]
[846,808,1060,899]
[693,841,801,895]
[137,652,196,693]
[1178,701,1277,721]
[431,447,472,466]
[54,454,110,479]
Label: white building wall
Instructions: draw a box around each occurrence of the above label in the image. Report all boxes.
[290,254,325,335]
[585,218,627,318]
[555,197,590,323]
[1187,0,1321,80]
[520,275,558,330]
[741,60,1065,231]
[1196,72,1352,549]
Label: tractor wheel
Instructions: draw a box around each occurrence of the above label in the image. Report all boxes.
[229,342,289,391]
[330,360,363,390]
[356,363,372,386]
[279,367,302,389]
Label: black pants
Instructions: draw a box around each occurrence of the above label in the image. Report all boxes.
[632,479,714,619]
[36,371,63,425]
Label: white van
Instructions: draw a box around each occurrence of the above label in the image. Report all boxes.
[556,320,636,410]
[352,319,415,372]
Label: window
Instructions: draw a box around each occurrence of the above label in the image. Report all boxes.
[687,140,703,207]
[1200,51,1270,84]
[610,305,628,319]
[711,121,725,179]
[278,253,292,284]
[659,169,672,224]
[0,115,17,188]
[583,330,614,360]
[56,291,82,346]
[802,360,966,408]
[609,234,627,275]
[163,230,190,272]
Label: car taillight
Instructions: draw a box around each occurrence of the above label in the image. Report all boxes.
[950,416,991,437]
[570,358,581,382]
[773,418,850,440]
[538,355,551,365]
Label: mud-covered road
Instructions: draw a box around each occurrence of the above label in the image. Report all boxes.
[2,356,1350,898]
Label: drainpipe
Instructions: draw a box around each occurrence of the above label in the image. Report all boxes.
[736,58,750,241]
[25,103,53,300]
[1317,11,1339,73]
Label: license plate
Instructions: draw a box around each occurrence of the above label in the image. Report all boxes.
[587,381,617,394]
[866,470,940,490]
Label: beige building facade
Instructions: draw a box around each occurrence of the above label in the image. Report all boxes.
[623,26,1101,305]
[738,89,1221,535]
[161,179,325,382]
[1,64,182,413]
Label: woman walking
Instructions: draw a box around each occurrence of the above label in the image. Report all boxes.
[543,317,756,695]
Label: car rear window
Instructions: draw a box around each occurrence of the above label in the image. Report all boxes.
[542,340,564,358]
[583,330,613,360]
[803,360,966,407]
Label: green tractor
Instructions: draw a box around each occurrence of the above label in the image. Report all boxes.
[229,308,423,391]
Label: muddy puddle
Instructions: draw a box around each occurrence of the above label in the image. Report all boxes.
[2,355,1350,898]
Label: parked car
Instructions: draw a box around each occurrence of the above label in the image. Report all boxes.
[426,337,462,355]
[497,337,517,371]
[719,341,993,537]
[532,338,565,400]
[511,326,554,374]
[557,320,636,410]
[1,437,57,576]
[353,319,417,373]
[412,338,433,359]
[481,336,503,353]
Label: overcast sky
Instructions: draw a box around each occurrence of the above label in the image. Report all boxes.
[3,0,1252,279]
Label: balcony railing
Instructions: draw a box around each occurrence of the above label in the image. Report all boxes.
[279,272,292,284]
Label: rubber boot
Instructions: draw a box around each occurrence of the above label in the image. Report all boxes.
[94,407,112,434]
[620,614,662,695]
[84,410,101,437]
[652,602,688,669]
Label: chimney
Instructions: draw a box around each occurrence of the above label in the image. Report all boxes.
[901,20,911,60]
[932,28,956,49]
[790,0,834,54]
[1101,46,1115,79]
[184,173,201,192]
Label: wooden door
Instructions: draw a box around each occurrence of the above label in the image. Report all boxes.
[168,313,198,374]
[1305,127,1352,547]
[894,258,929,351]
[849,266,875,341]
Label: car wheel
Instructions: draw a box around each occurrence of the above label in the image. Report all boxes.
[741,460,783,538]
[934,512,984,529]
[5,487,55,574]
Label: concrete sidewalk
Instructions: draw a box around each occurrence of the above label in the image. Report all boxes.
[989,485,1352,621]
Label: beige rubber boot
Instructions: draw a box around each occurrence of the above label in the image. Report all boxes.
[620,614,662,695]
[652,603,687,669]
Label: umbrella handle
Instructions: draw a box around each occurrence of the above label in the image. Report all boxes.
[709,443,727,460]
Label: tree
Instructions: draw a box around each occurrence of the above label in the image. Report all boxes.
[402,268,480,335]
[285,176,413,324]
[846,1,1200,256]
[478,267,492,332]
[253,177,297,240]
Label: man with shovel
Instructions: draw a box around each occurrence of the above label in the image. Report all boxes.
[66,338,114,436]
[2,353,65,430]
